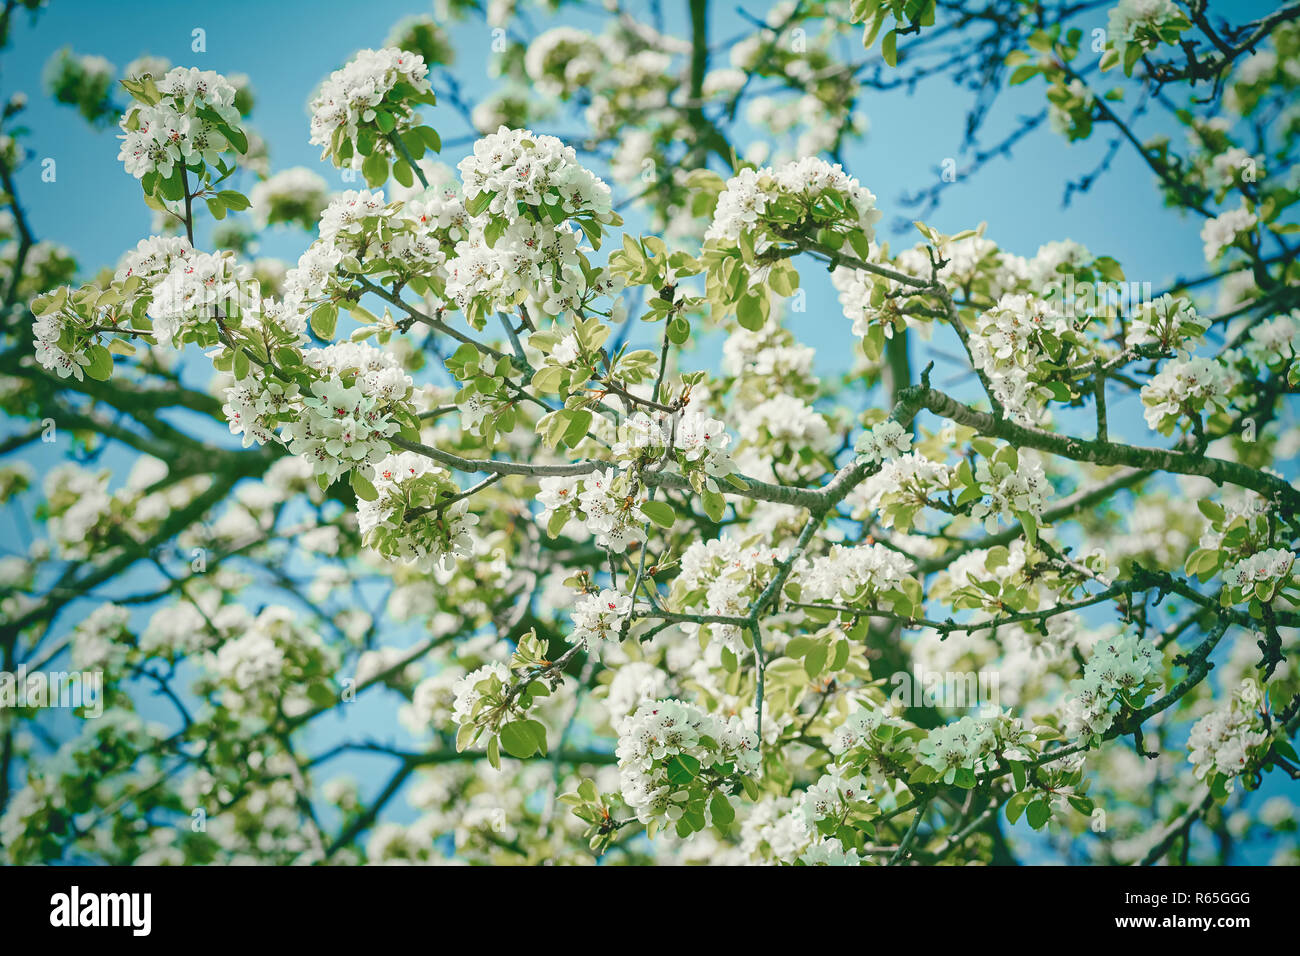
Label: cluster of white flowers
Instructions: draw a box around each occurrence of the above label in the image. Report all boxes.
[1207,147,1262,193]
[1221,548,1296,603]
[615,698,759,827]
[825,704,890,757]
[969,450,1050,533]
[70,603,131,672]
[800,766,870,827]
[286,187,453,296]
[570,589,633,661]
[968,293,1072,422]
[800,838,864,866]
[147,250,257,347]
[671,539,791,651]
[308,48,431,166]
[318,188,390,242]
[451,662,512,730]
[605,661,671,719]
[1187,679,1270,788]
[917,715,998,776]
[522,27,605,98]
[1240,311,1298,370]
[117,67,241,178]
[446,127,616,322]
[612,408,736,486]
[536,469,649,553]
[357,451,479,571]
[734,394,835,477]
[206,605,334,718]
[853,419,911,465]
[35,235,201,380]
[42,465,113,560]
[705,157,881,247]
[1107,0,1182,56]
[1140,354,1235,434]
[1200,204,1257,261]
[849,451,954,527]
[1125,293,1208,349]
[32,304,91,381]
[721,322,816,388]
[274,342,414,482]
[1062,627,1160,740]
[248,166,330,229]
[457,125,614,221]
[114,235,194,285]
[830,260,908,340]
[796,543,913,604]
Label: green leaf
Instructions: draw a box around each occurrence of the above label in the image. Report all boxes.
[499,720,542,759]
[362,151,389,188]
[639,499,677,529]
[737,292,765,331]
[1016,510,1038,547]
[311,302,338,340]
[83,345,114,382]
[710,792,736,827]
[350,470,378,502]
[701,488,726,523]
[882,30,899,66]
[665,753,700,785]
[1026,799,1051,830]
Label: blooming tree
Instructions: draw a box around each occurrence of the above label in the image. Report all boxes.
[2,0,1299,865]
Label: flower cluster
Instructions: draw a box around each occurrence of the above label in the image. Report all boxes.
[1125,293,1208,350]
[248,166,330,230]
[1140,354,1235,435]
[70,603,132,673]
[1221,548,1296,605]
[309,47,432,170]
[1107,0,1187,61]
[968,293,1075,422]
[32,236,197,381]
[800,766,871,828]
[705,157,881,248]
[796,543,914,605]
[849,451,954,530]
[570,589,634,661]
[522,27,606,99]
[1200,204,1257,261]
[203,605,336,719]
[1062,627,1160,740]
[117,66,243,180]
[1187,679,1271,790]
[457,126,615,222]
[853,419,911,465]
[446,126,617,325]
[450,662,515,742]
[536,468,650,553]
[147,250,257,346]
[734,393,836,481]
[278,343,414,483]
[357,451,479,571]
[916,716,997,779]
[671,538,790,650]
[612,408,736,490]
[968,447,1050,534]
[615,698,759,831]
[1239,311,1298,373]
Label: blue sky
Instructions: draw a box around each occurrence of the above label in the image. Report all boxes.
[1,0,1293,863]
